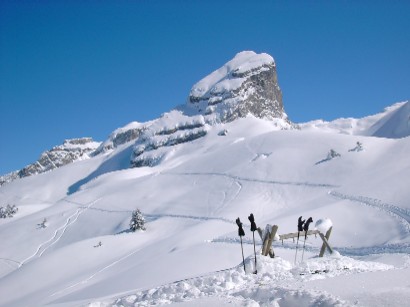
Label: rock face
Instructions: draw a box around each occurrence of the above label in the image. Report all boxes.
[0,138,101,185]
[186,51,287,122]
[18,137,101,177]
[130,111,207,167]
[94,122,146,155]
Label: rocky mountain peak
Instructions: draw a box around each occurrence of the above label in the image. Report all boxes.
[185,51,287,122]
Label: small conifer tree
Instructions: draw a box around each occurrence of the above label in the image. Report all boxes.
[130,209,146,232]
[0,204,18,218]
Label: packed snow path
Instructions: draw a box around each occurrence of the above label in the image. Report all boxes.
[165,171,339,188]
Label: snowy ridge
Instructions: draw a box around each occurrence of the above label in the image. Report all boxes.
[367,101,410,138]
[301,101,410,138]
[0,137,101,186]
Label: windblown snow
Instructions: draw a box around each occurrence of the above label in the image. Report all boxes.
[0,51,409,307]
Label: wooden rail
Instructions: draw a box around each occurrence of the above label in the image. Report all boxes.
[257,225,333,258]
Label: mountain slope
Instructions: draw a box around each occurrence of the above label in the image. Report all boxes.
[0,116,409,306]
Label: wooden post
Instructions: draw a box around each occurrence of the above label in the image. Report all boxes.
[256,225,278,258]
[319,226,333,257]
[259,225,334,258]
[263,225,278,257]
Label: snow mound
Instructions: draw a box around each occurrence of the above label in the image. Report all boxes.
[110,254,392,307]
[315,218,333,234]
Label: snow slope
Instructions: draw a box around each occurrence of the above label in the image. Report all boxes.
[1,113,410,306]
[301,101,410,139]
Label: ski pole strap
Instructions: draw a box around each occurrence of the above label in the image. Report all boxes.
[298,216,305,232]
[303,217,313,232]
[248,213,257,232]
[303,217,313,239]
[236,218,245,237]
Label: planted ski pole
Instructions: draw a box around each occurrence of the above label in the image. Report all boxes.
[248,213,258,274]
[294,216,305,264]
[236,217,246,273]
[301,217,313,261]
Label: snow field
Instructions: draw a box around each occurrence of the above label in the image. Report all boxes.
[1,111,410,306]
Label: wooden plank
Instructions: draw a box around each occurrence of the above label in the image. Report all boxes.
[262,234,270,256]
[265,225,278,257]
[319,226,333,257]
[263,225,279,256]
[279,229,319,240]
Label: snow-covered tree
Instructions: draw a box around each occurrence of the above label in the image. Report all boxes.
[0,204,18,218]
[349,141,363,152]
[38,218,48,228]
[130,209,146,232]
[327,149,341,160]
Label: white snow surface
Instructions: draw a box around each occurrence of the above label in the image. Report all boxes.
[301,101,410,139]
[1,103,410,306]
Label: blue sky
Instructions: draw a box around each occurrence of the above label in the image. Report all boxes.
[1,1,409,175]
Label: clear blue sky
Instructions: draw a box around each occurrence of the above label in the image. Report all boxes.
[1,1,409,175]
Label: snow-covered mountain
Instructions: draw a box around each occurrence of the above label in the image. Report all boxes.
[0,138,100,186]
[1,51,294,185]
[0,52,409,307]
[183,51,287,123]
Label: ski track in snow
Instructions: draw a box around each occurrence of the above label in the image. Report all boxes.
[330,191,410,234]
[164,171,339,188]
[19,198,101,267]
[0,258,21,269]
[144,213,237,226]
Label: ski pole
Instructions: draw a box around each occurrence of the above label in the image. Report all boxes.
[236,218,246,273]
[294,216,305,265]
[301,217,313,262]
[248,213,258,274]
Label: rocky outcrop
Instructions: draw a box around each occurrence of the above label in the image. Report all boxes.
[130,51,294,169]
[131,111,207,167]
[18,137,100,177]
[0,138,101,185]
[185,51,288,123]
[94,122,146,155]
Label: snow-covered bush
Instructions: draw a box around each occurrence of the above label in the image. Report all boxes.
[349,141,363,152]
[327,149,341,160]
[130,209,146,232]
[0,204,18,218]
[315,218,333,234]
[38,218,48,228]
[218,129,228,136]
